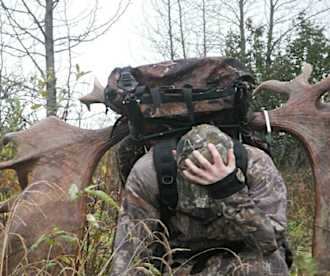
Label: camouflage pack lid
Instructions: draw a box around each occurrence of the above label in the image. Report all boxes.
[105,57,254,116]
[175,124,233,218]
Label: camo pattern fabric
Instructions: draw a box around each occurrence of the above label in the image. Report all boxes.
[174,124,233,222]
[105,57,254,116]
[176,124,233,172]
[168,248,288,276]
[109,131,288,275]
[175,124,234,221]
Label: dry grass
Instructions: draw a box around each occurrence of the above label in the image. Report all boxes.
[281,166,316,275]
[0,147,317,275]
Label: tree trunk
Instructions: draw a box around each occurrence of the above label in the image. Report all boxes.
[239,0,246,63]
[266,0,274,76]
[167,0,175,60]
[45,0,57,116]
[177,0,186,59]
[202,0,207,57]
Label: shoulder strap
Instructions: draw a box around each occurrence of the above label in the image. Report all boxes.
[152,139,178,272]
[153,139,178,220]
[233,140,248,175]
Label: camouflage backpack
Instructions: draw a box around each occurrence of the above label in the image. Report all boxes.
[105,57,255,182]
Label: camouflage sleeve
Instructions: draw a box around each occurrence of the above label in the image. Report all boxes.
[219,145,287,255]
[245,145,287,240]
[110,150,161,276]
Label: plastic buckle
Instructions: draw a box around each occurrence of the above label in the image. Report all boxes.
[162,175,174,185]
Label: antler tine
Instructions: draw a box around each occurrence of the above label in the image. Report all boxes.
[295,63,313,84]
[253,63,314,100]
[79,78,105,110]
[313,73,330,97]
[0,132,28,171]
[1,131,23,150]
[253,80,291,97]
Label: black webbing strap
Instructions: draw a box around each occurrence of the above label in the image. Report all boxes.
[233,140,248,174]
[150,87,162,108]
[152,139,178,272]
[153,139,178,219]
[205,141,248,199]
[126,100,144,138]
[233,80,249,126]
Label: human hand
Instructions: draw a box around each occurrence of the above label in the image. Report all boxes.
[182,143,236,185]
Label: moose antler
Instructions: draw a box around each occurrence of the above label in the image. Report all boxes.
[79,78,105,110]
[0,117,113,274]
[250,64,330,273]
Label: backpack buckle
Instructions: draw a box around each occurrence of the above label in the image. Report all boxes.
[117,67,138,92]
[162,175,174,185]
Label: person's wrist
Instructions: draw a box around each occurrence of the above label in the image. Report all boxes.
[205,168,246,199]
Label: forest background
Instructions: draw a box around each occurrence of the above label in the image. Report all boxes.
[0,0,330,274]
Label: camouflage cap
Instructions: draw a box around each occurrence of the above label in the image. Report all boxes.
[176,124,233,174]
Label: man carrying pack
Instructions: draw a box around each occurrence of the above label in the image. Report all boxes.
[106,57,290,275]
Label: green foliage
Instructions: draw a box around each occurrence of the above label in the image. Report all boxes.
[225,14,330,169]
[0,94,26,135]
[224,30,241,60]
[68,183,80,201]
[280,14,330,82]
[0,76,27,206]
[283,167,315,275]
[291,249,317,276]
[85,185,120,211]
[75,64,91,81]
[30,227,79,252]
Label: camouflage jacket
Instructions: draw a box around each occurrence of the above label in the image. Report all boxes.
[109,144,288,275]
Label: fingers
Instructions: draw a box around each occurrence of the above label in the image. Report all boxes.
[182,144,237,186]
[184,157,216,183]
[227,148,236,168]
[207,143,223,167]
[192,150,214,171]
[184,158,209,178]
[172,149,177,159]
[182,169,209,185]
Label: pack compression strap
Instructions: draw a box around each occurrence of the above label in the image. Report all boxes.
[153,140,178,220]
[233,140,248,174]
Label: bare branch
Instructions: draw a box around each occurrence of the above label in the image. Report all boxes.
[21,0,46,37]
[0,0,44,44]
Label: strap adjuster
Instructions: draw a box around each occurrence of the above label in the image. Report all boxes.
[161,175,174,185]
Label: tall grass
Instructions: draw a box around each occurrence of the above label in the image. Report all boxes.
[0,147,317,275]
